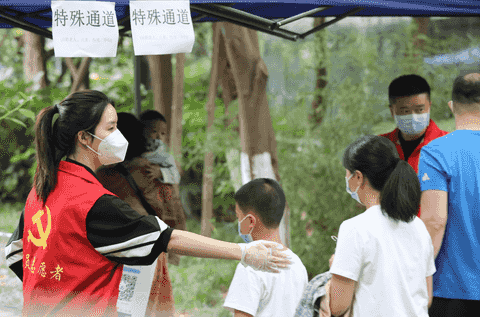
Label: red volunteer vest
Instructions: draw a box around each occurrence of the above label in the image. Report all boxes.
[380,119,449,216]
[22,161,123,317]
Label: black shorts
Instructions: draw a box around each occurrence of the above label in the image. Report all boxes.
[429,297,480,317]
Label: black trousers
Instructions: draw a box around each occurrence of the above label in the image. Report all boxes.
[429,297,480,317]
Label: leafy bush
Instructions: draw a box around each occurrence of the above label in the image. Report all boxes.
[169,219,239,316]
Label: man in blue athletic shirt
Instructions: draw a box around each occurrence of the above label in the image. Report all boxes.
[418,73,480,317]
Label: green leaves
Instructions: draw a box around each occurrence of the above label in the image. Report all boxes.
[18,108,36,121]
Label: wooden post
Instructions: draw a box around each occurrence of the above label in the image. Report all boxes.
[170,53,185,169]
[200,24,221,237]
[134,56,142,116]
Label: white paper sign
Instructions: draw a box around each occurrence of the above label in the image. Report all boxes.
[117,259,158,317]
[130,0,195,56]
[51,1,119,57]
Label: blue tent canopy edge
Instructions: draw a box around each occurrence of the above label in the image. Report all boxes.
[0,0,479,41]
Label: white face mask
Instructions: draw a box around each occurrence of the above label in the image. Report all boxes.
[346,173,363,205]
[87,129,129,165]
[238,215,254,243]
[394,112,430,135]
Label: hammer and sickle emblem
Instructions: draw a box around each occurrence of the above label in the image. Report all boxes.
[27,206,52,249]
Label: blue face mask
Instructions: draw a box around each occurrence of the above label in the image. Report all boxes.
[394,112,430,135]
[346,173,363,205]
[238,215,254,243]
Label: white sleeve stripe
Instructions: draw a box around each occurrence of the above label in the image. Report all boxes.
[100,218,168,258]
[105,244,155,258]
[155,216,169,233]
[5,239,23,259]
[95,231,160,255]
[6,252,23,268]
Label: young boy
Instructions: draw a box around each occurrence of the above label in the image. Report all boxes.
[139,110,181,185]
[223,178,308,317]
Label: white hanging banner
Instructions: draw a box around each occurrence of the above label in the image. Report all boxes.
[51,1,119,57]
[130,0,195,56]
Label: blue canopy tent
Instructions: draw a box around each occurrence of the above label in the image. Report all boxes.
[1,1,480,41]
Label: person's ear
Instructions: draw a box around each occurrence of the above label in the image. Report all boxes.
[355,170,365,188]
[248,214,257,229]
[389,104,395,118]
[77,131,93,147]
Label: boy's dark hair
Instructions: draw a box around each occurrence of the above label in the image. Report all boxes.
[139,110,167,125]
[451,73,480,114]
[343,135,421,223]
[388,74,431,105]
[234,178,286,229]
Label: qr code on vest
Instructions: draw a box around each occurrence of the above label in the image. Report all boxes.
[119,274,137,302]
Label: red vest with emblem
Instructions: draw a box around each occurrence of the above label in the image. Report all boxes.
[22,161,122,317]
[380,119,449,217]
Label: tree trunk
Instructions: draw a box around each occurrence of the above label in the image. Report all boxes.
[23,31,49,89]
[220,22,290,247]
[147,55,173,146]
[310,17,328,127]
[65,57,91,93]
[170,52,187,247]
[200,24,221,237]
[171,53,185,172]
[217,23,242,194]
[413,17,429,52]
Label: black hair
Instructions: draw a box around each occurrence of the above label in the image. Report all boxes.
[139,110,167,125]
[342,135,421,223]
[117,113,148,161]
[451,73,480,114]
[234,178,286,229]
[34,90,114,203]
[388,74,431,104]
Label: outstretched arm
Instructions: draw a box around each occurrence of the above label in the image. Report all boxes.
[167,229,241,260]
[167,230,290,273]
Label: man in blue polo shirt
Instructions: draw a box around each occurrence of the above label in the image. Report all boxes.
[418,73,480,317]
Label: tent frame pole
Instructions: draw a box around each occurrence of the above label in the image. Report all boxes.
[134,56,142,117]
[299,7,364,39]
[191,4,298,41]
[0,9,52,39]
[274,6,332,29]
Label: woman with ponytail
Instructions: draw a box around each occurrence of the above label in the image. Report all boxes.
[5,90,290,317]
[328,135,435,317]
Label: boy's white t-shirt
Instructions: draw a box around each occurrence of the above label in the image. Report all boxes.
[223,240,308,317]
[330,205,436,317]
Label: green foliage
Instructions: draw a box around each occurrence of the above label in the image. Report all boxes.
[0,77,71,202]
[0,203,23,233]
[169,219,239,315]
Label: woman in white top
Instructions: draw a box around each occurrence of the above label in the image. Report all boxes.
[329,135,435,317]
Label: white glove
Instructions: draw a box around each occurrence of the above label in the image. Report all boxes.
[239,242,291,273]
